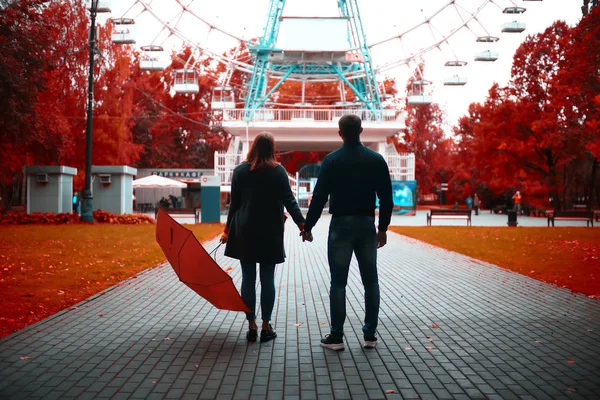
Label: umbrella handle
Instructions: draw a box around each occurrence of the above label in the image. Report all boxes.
[208,243,222,260]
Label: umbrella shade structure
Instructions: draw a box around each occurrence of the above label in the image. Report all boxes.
[133,175,187,188]
[155,208,250,312]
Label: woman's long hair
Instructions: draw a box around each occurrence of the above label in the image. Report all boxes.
[246,132,280,170]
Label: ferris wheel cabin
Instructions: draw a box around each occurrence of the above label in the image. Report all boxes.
[475,50,499,62]
[111,18,136,45]
[140,45,166,72]
[503,7,527,14]
[501,21,526,33]
[173,69,199,94]
[445,60,468,67]
[444,75,467,86]
[407,80,433,106]
[211,87,236,109]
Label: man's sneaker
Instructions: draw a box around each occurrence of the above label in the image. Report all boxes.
[321,335,344,351]
[363,335,377,349]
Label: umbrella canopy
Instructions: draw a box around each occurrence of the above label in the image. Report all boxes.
[155,208,250,312]
[133,175,187,188]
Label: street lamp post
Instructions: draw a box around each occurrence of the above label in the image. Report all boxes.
[81,0,99,223]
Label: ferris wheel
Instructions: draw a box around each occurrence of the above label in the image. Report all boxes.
[93,0,543,110]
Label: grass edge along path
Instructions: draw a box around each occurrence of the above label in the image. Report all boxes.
[389,226,600,298]
[0,223,224,339]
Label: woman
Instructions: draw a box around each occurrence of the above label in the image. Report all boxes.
[220,132,305,343]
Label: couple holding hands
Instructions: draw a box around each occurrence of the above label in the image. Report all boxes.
[220,114,393,350]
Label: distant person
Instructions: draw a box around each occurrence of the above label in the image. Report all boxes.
[513,191,522,214]
[159,197,170,208]
[72,191,80,214]
[300,114,393,351]
[169,194,178,208]
[466,195,473,212]
[220,132,305,343]
[474,194,481,215]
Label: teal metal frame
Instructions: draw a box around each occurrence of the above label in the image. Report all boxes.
[243,0,383,119]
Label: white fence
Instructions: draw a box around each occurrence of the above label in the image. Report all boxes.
[218,108,401,123]
[215,152,415,188]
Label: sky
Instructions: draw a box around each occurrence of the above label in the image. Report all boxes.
[108,0,583,130]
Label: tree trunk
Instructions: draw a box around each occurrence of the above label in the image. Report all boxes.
[589,157,598,211]
[547,152,561,211]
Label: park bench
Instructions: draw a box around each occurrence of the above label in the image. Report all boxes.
[528,208,548,217]
[547,210,594,227]
[427,208,472,226]
[155,207,200,224]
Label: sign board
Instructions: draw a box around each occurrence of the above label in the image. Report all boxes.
[200,175,221,187]
[276,17,349,52]
[152,170,205,179]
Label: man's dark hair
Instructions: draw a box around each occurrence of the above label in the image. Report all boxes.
[338,114,362,141]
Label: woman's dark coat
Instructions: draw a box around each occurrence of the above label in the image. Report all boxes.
[224,163,304,264]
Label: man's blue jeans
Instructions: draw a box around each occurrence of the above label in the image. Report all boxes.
[327,215,380,338]
[240,263,276,322]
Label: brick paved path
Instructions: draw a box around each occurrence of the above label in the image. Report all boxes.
[1,216,599,400]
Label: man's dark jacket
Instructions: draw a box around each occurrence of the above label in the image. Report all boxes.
[304,141,393,232]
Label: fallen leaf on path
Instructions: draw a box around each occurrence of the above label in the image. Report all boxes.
[431,324,439,329]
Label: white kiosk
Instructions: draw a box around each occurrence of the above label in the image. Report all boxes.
[91,166,137,214]
[25,166,77,214]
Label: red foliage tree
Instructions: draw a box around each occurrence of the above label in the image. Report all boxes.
[132,46,228,169]
[0,0,60,208]
[389,64,453,197]
[453,22,586,210]
[553,6,600,209]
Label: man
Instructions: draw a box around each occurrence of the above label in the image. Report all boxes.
[474,194,481,216]
[301,114,393,351]
[512,191,522,214]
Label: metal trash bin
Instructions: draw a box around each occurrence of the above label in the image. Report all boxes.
[507,209,518,227]
[200,175,221,223]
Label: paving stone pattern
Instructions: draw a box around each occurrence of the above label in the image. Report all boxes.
[1,216,599,400]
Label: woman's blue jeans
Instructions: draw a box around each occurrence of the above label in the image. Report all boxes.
[240,263,276,322]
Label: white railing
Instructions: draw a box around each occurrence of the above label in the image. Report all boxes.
[288,172,299,198]
[385,153,415,181]
[214,152,243,186]
[219,108,401,123]
[216,151,415,194]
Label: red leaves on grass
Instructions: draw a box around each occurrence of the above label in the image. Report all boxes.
[0,210,154,225]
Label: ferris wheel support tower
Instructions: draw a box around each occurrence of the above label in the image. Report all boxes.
[243,0,384,117]
[215,0,409,191]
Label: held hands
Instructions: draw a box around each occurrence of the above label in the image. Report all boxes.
[376,231,387,248]
[301,230,313,242]
[298,223,313,242]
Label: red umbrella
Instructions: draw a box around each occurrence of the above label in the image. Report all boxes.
[155,209,250,312]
